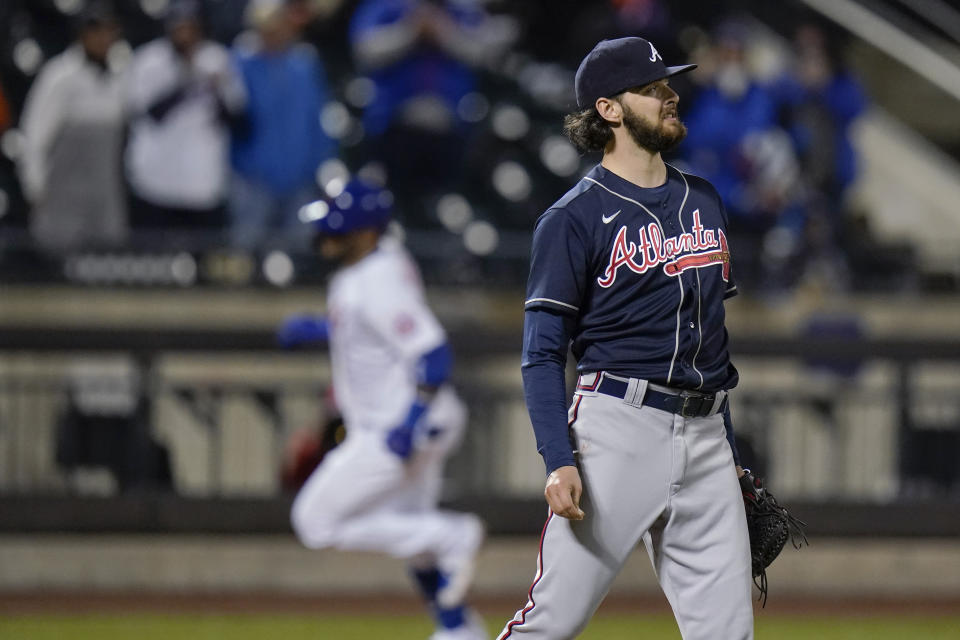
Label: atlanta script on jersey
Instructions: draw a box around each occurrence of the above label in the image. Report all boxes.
[525,164,739,392]
[598,209,730,287]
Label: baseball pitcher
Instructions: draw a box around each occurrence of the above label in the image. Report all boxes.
[498,37,754,640]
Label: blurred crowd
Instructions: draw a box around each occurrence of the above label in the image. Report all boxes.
[0,0,877,293]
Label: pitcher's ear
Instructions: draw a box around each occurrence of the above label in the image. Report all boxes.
[595,96,622,125]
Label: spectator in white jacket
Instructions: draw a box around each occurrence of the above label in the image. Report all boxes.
[18,3,127,253]
[124,0,246,240]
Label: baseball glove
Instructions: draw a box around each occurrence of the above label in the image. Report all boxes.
[739,469,807,606]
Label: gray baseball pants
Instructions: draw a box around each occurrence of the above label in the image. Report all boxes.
[498,384,754,639]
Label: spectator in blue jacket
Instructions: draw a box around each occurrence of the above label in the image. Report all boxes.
[768,20,869,292]
[680,21,809,292]
[348,0,515,210]
[680,22,780,228]
[230,0,337,251]
[771,21,867,206]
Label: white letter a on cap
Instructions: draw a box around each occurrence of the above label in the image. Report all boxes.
[649,42,662,62]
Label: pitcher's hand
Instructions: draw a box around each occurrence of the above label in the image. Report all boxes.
[545,465,584,520]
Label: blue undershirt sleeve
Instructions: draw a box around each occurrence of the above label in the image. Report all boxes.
[385,341,453,460]
[722,403,742,466]
[404,341,453,428]
[521,308,578,475]
[417,341,453,387]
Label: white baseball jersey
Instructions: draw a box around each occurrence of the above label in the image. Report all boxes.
[327,236,446,433]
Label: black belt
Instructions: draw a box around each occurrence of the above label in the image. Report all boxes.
[591,376,726,418]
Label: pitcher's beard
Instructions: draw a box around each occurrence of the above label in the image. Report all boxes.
[622,106,687,153]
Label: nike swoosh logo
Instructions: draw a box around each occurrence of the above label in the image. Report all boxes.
[601,209,622,224]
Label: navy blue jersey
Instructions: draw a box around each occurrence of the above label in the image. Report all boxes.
[525,163,739,392]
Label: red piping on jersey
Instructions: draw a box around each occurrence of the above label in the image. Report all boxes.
[498,511,554,639]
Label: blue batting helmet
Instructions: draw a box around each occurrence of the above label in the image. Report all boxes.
[299,179,394,236]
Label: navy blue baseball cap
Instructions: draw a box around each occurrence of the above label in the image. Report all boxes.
[575,37,697,109]
[299,178,394,236]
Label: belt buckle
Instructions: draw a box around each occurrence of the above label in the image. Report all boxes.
[678,392,707,418]
[678,393,699,418]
